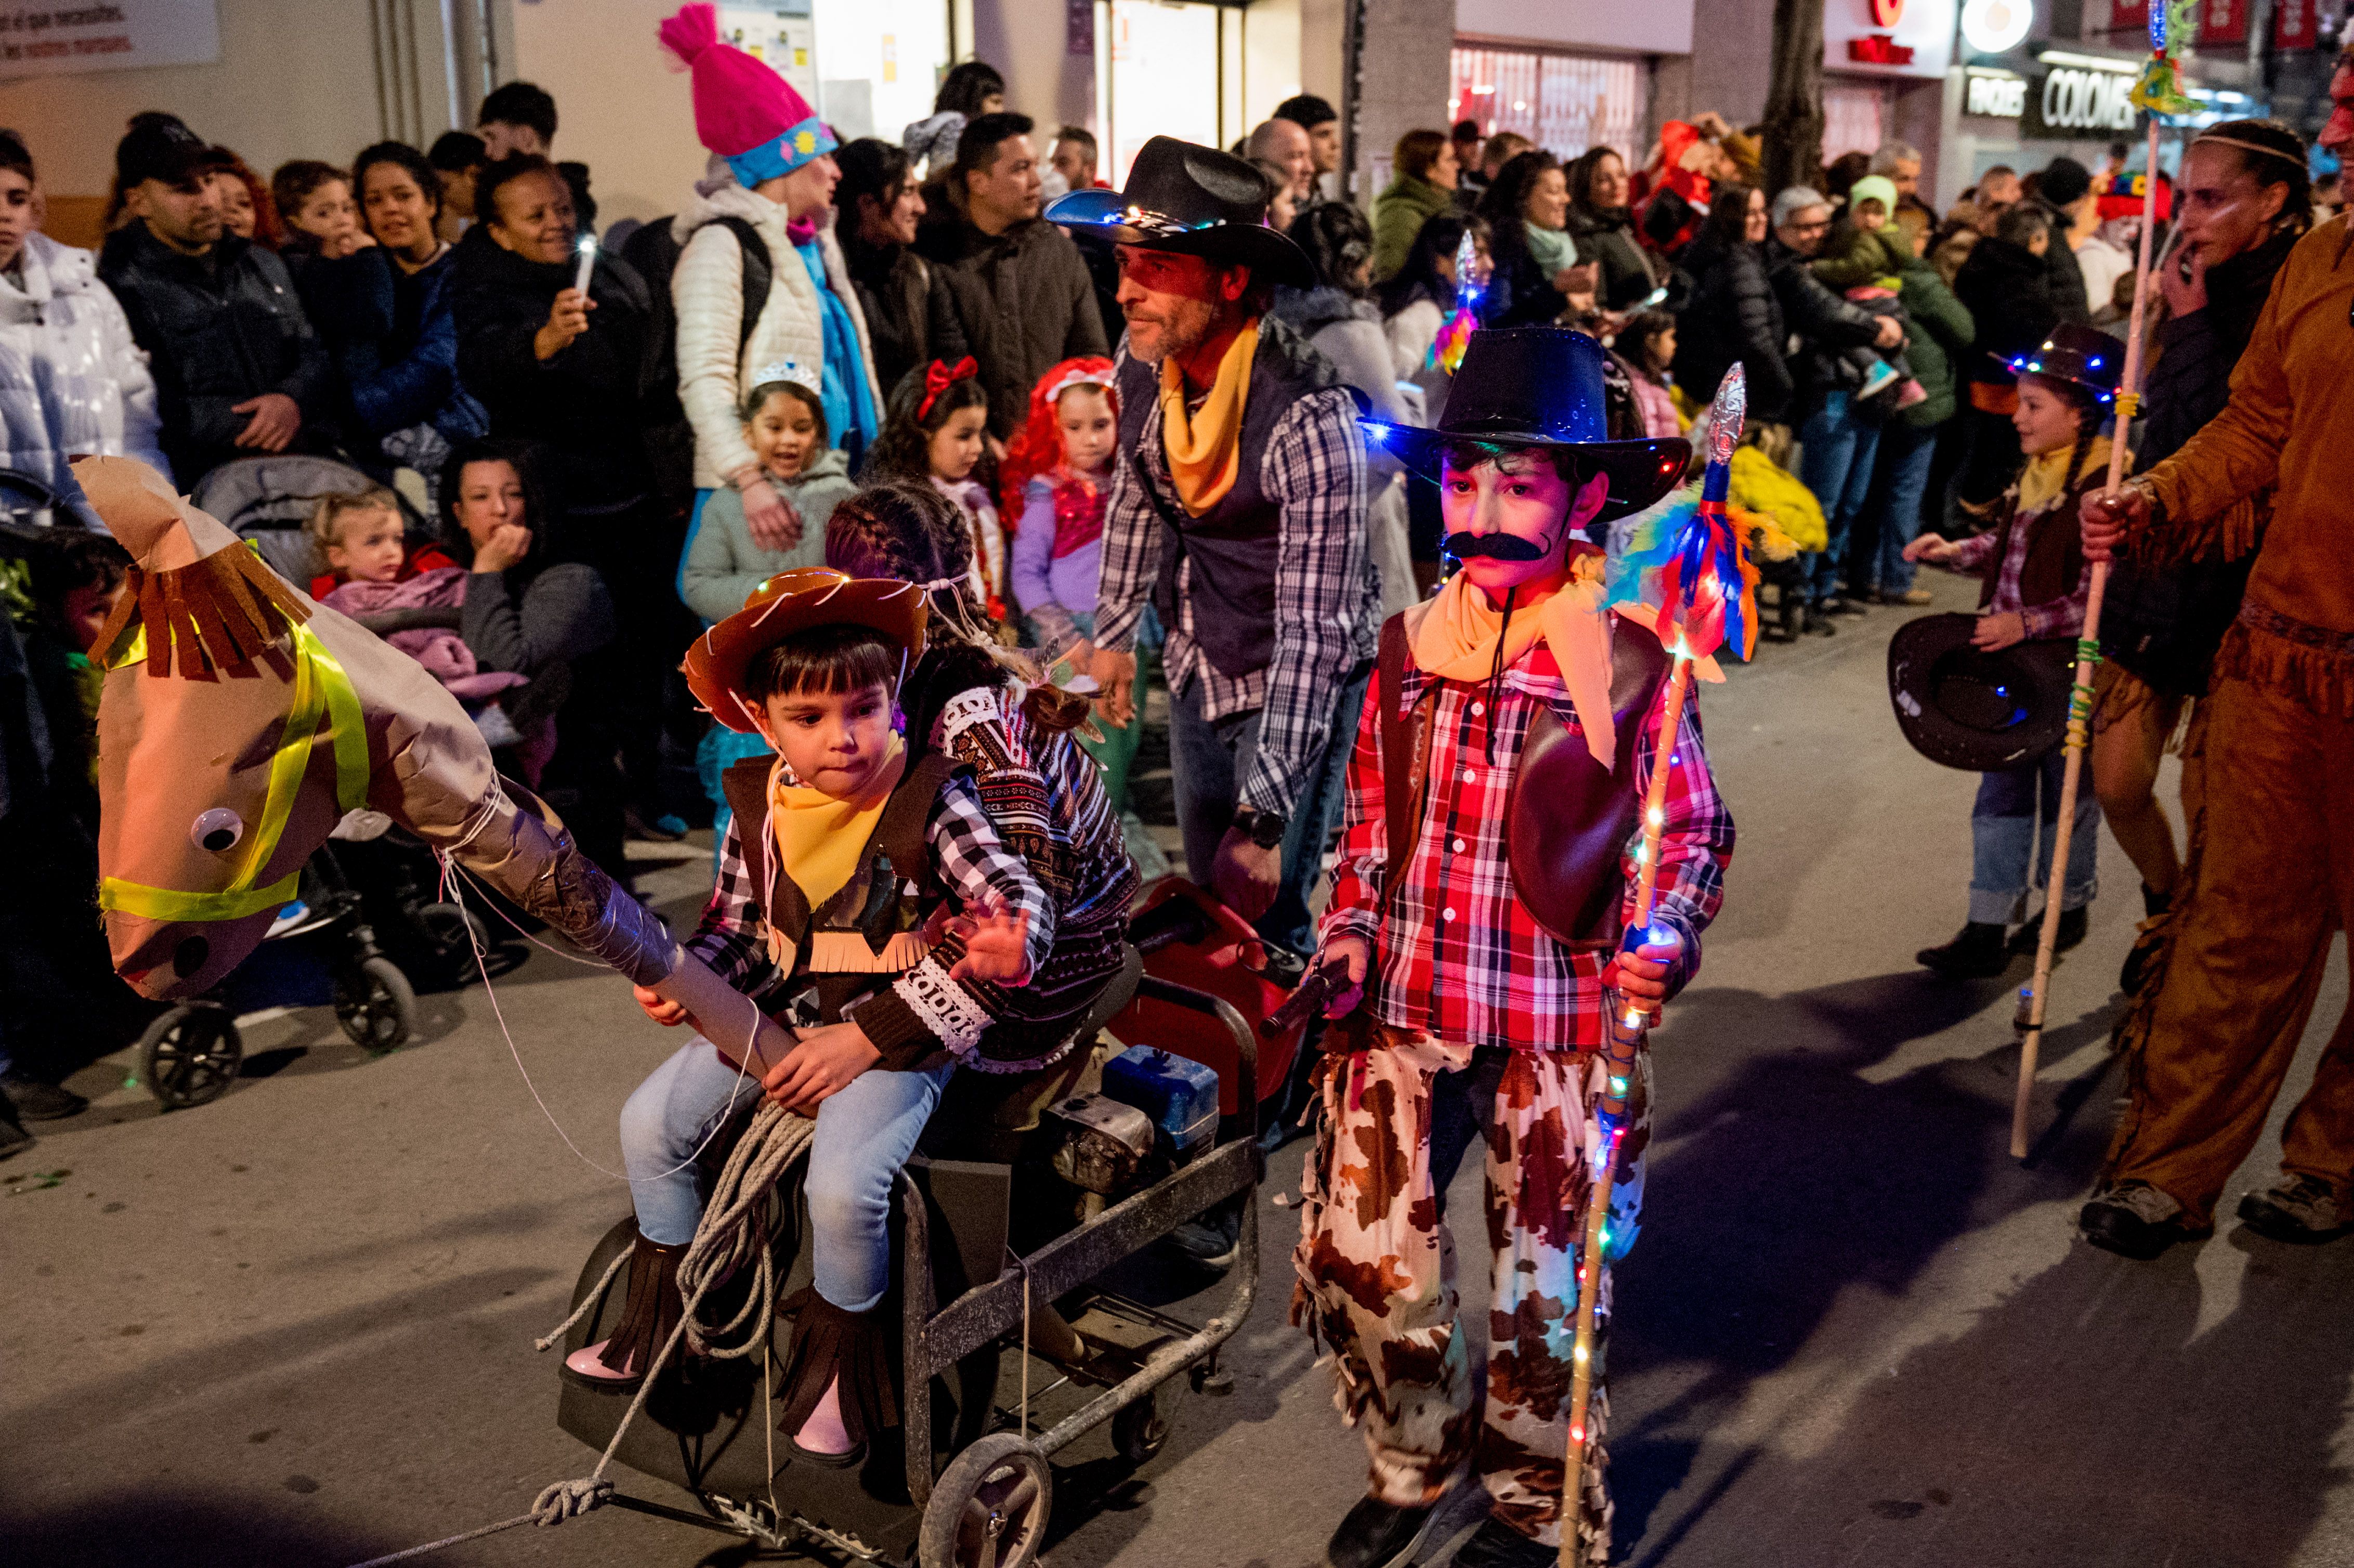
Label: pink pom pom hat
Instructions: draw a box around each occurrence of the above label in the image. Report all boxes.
[658,3,837,186]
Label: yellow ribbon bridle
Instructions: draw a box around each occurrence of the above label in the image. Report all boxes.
[97,622,372,923]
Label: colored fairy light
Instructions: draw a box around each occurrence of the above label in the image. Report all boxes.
[1574,1343,1590,1363]
[1623,1007,1644,1028]
[1647,807,1664,828]
[1571,1425,1587,1443]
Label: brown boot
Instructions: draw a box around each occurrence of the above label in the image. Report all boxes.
[564,1234,687,1387]
[776,1289,898,1465]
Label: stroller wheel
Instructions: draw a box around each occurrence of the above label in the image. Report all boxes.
[920,1432,1052,1568]
[140,1004,244,1109]
[1111,1392,1171,1466]
[416,900,491,974]
[335,957,418,1052]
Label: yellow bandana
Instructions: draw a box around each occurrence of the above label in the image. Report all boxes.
[1159,320,1259,515]
[2018,433,2116,516]
[1402,553,1624,771]
[767,737,907,911]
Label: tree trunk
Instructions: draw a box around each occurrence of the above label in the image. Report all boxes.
[1761,0,1826,197]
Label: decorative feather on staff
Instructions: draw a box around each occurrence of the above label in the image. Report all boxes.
[1428,229,1484,375]
[1561,364,1751,1564]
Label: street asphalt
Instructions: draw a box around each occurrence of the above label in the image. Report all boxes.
[6,561,2346,1568]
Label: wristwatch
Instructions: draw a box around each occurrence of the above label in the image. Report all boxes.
[1232,805,1287,850]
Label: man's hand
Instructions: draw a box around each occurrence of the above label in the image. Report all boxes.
[762,1021,882,1112]
[1971,610,2028,651]
[2160,245,2208,319]
[1603,929,1683,1017]
[2080,485,2149,563]
[470,520,532,573]
[738,475,804,553]
[1318,934,1371,1019]
[945,891,1034,985]
[230,392,302,451]
[1088,647,1138,728]
[632,984,697,1031]
[1873,316,1905,351]
[1210,827,1281,923]
[533,286,594,360]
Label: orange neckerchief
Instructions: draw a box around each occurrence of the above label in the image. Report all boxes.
[1159,320,1259,515]
[1402,551,1621,770]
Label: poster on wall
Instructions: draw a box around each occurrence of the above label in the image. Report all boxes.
[0,0,219,77]
[720,3,818,115]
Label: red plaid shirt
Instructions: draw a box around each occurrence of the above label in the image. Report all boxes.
[1318,622,1733,1054]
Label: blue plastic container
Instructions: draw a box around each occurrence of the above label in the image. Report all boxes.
[1101,1045,1221,1160]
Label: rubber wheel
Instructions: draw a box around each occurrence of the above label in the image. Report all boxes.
[335,957,416,1052]
[416,900,491,979]
[140,1005,244,1109]
[1110,1394,1169,1466]
[919,1432,1052,1568]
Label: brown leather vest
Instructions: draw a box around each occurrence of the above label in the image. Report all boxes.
[1377,611,1668,952]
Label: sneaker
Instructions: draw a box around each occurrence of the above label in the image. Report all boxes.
[1892,376,1929,410]
[2237,1174,2354,1244]
[0,1094,33,1161]
[1163,1216,1242,1271]
[1858,359,1902,399]
[2081,1181,2206,1260]
[1917,921,2009,979]
[1324,1496,1440,1568]
[2008,905,2089,955]
[1823,595,1870,617]
[1450,1515,1557,1568]
[0,1075,87,1121]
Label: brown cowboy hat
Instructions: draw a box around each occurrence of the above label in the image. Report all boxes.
[683,568,928,734]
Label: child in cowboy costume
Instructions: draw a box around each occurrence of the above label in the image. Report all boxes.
[566,565,1055,1464]
[1294,330,1735,1568]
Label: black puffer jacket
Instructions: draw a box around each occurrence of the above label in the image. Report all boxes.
[1762,237,1885,403]
[97,221,334,484]
[449,230,656,508]
[841,232,970,397]
[1566,204,1660,311]
[1673,234,1791,420]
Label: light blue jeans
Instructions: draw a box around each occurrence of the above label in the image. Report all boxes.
[1867,419,1940,595]
[1969,750,2101,926]
[1797,390,1883,607]
[619,1035,955,1312]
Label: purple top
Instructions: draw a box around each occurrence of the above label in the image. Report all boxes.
[1010,476,1103,649]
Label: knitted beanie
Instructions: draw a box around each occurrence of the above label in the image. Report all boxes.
[658,3,836,187]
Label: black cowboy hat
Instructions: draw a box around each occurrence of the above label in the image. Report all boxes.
[1888,612,2075,772]
[1362,328,1691,524]
[2005,322,2127,403]
[1045,135,1315,290]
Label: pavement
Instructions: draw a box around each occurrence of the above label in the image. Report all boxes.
[5,564,2348,1568]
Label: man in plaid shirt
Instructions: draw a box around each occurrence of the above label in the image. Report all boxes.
[1292,329,1732,1568]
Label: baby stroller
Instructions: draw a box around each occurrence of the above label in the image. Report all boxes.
[189,453,434,589]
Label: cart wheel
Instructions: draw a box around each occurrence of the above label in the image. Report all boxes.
[1110,1394,1169,1467]
[140,1004,244,1109]
[416,900,489,968]
[335,957,417,1052]
[919,1432,1052,1568]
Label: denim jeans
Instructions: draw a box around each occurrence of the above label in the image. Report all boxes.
[619,1036,955,1312]
[1797,390,1883,606]
[1970,749,2102,925]
[1167,658,1374,955]
[1866,420,1940,594]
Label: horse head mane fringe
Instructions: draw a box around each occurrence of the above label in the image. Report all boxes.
[94,544,314,677]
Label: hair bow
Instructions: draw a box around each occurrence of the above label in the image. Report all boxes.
[918,356,979,421]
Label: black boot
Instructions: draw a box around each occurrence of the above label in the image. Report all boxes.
[1323,1495,1441,1568]
[2007,904,2090,955]
[1,1074,87,1121]
[1452,1515,1560,1568]
[1917,921,2009,978]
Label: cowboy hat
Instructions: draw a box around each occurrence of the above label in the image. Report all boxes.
[2006,322,2127,403]
[1887,612,2074,771]
[1045,135,1315,290]
[683,568,929,734]
[1363,328,1691,524]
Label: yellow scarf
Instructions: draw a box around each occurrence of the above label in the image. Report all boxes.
[1403,553,1624,770]
[767,738,907,911]
[2017,433,2115,516]
[1159,320,1259,515]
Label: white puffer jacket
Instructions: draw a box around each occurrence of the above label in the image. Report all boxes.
[671,177,884,490]
[0,231,168,521]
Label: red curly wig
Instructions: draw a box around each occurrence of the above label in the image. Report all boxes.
[998,356,1119,527]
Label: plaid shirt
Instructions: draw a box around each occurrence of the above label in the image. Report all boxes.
[1318,629,1733,1054]
[1092,359,1379,821]
[1950,504,2089,642]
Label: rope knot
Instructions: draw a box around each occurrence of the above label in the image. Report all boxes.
[531,1476,612,1526]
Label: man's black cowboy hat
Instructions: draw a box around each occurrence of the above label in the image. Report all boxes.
[2005,322,2128,403]
[1363,328,1691,524]
[1888,612,2075,771]
[1045,135,1315,290]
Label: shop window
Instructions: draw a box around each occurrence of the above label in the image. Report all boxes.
[1448,46,1646,166]
[1106,0,1246,184]
[1823,81,1892,162]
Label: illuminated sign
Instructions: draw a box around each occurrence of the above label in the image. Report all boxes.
[1871,0,1905,23]
[1850,34,1917,62]
[1965,70,2029,116]
[1961,0,2035,53]
[2024,64,2144,135]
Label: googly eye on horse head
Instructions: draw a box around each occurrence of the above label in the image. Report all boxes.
[190,808,246,854]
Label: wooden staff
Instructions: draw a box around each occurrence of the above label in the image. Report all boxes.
[2008,115,2164,1159]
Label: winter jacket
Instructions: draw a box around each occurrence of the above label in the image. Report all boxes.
[316,245,488,448]
[916,210,1108,438]
[672,179,884,490]
[98,220,333,485]
[841,230,968,398]
[1763,237,1889,401]
[1891,251,1974,429]
[1673,236,1793,420]
[450,230,656,507]
[0,232,168,522]
[1482,230,1575,330]
[2023,197,2091,325]
[678,447,856,623]
[1951,235,2060,385]
[1566,205,1660,311]
[1267,286,1415,426]
[1811,217,1913,291]
[1371,173,1455,282]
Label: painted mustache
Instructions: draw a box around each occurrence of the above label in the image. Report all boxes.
[1444,530,1550,561]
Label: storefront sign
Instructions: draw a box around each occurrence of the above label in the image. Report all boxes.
[1960,0,2034,54]
[1965,68,2028,117]
[2023,62,2145,137]
[2275,0,2320,49]
[0,0,218,75]
[2197,0,2246,47]
[1824,0,1956,78]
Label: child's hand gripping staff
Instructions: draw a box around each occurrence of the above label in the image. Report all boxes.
[1564,364,1757,1560]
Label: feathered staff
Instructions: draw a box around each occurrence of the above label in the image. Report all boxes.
[1428,229,1484,375]
[2008,0,2180,1160]
[1561,364,1751,1563]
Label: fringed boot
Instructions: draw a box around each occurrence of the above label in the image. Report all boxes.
[775,1288,898,1466]
[563,1233,688,1388]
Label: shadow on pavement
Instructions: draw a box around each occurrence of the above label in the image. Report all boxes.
[0,1493,411,1568]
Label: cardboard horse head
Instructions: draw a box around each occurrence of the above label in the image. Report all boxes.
[75,458,739,1029]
